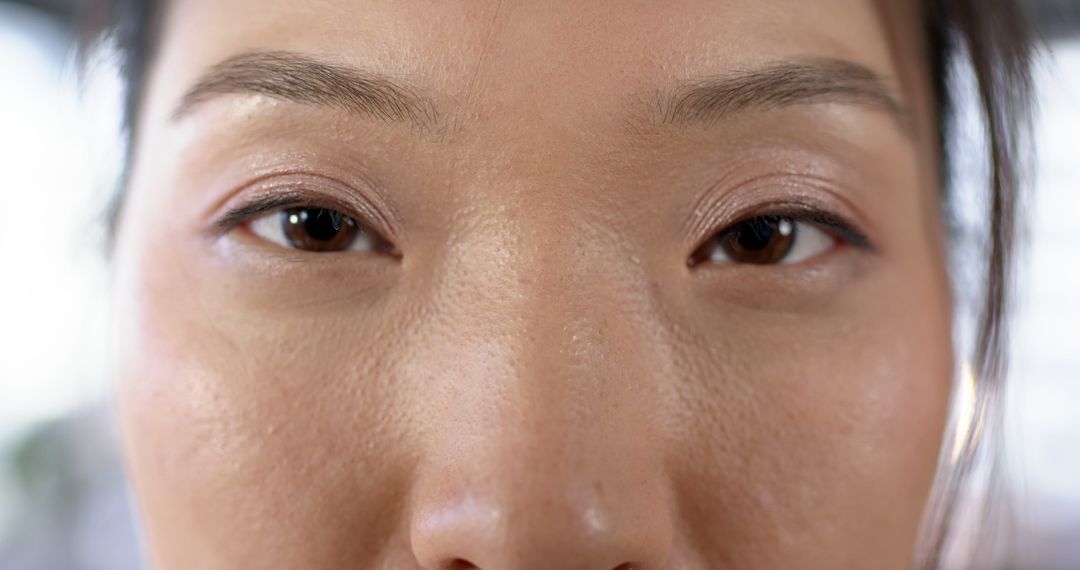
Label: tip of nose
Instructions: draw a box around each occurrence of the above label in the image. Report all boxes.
[431,558,642,570]
[439,559,478,570]
[411,497,671,569]
[412,501,666,569]
[409,470,677,570]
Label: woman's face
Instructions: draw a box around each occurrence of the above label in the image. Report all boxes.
[115,0,953,567]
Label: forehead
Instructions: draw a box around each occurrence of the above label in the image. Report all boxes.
[150,0,922,127]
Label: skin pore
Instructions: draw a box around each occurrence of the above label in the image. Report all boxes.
[113,0,954,568]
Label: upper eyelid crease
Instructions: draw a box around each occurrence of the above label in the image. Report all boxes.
[682,167,875,247]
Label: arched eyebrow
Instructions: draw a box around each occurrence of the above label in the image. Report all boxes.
[171,51,439,129]
[656,58,913,135]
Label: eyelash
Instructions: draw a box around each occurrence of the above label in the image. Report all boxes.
[210,189,404,255]
[211,192,351,235]
[688,206,874,266]
[213,191,873,265]
[757,208,871,248]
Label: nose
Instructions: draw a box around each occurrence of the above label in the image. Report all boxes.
[409,418,674,570]
[404,199,677,569]
[406,288,675,568]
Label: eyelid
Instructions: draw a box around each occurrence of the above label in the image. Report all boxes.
[214,196,403,259]
[683,162,880,250]
[697,204,875,254]
[204,173,398,244]
[748,207,872,249]
[212,191,347,233]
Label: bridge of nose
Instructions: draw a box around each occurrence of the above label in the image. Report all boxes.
[401,197,677,568]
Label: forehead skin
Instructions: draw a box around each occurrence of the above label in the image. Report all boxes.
[115,1,952,569]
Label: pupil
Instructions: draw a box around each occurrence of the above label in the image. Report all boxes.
[281,207,360,252]
[720,216,796,264]
[300,209,342,242]
[736,217,776,251]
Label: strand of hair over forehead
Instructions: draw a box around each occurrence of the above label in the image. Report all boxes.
[81,1,1035,567]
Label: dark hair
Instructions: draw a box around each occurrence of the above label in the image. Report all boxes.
[81,1,1035,567]
[919,1,1035,567]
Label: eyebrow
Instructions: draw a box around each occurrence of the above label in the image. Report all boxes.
[172,51,438,129]
[657,58,911,133]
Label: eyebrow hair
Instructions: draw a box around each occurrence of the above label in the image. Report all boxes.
[172,51,438,128]
[657,58,911,132]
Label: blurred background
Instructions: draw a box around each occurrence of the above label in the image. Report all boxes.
[0,0,1077,568]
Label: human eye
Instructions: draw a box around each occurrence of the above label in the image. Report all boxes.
[688,209,871,267]
[214,193,399,256]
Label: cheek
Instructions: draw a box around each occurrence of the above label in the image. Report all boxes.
[114,232,418,568]
[663,267,952,566]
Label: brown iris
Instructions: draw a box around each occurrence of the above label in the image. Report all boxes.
[690,216,797,265]
[281,207,361,252]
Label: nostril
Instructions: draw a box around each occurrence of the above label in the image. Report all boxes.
[612,564,637,570]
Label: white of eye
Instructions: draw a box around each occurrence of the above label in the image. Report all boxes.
[779,221,834,264]
[248,212,294,248]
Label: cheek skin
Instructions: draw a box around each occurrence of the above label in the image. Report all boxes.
[115,228,424,568]
[654,142,952,567]
[115,194,952,570]
[663,346,947,570]
[653,252,952,568]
